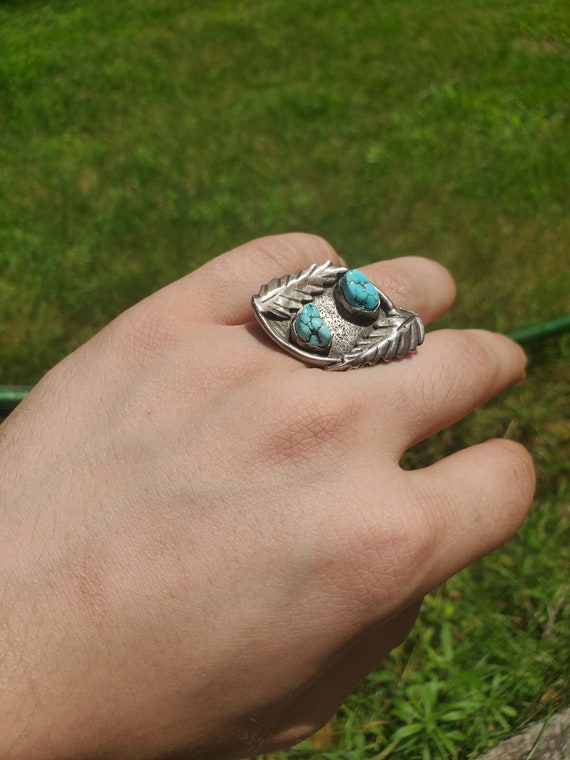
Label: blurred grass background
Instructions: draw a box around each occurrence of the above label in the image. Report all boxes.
[0,1,569,757]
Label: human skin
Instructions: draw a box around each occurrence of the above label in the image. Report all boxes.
[0,234,535,760]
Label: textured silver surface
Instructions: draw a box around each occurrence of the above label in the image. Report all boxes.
[252,261,424,370]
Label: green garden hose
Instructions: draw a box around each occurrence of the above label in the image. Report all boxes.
[1,315,569,417]
[506,314,570,346]
[0,385,30,417]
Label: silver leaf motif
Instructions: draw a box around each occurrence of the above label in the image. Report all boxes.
[328,309,425,370]
[254,261,346,320]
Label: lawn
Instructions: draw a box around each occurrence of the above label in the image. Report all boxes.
[1,1,569,757]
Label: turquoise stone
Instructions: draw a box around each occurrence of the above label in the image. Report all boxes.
[293,302,332,350]
[340,269,380,312]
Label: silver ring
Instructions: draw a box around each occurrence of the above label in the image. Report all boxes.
[252,261,424,370]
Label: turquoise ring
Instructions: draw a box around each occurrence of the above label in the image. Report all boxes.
[252,261,424,370]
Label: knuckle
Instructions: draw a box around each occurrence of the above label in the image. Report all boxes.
[295,232,339,262]
[272,719,332,752]
[113,294,183,365]
[421,330,501,406]
[412,360,448,411]
[496,439,536,515]
[375,261,420,305]
[251,233,341,272]
[385,511,438,599]
[369,257,455,312]
[324,479,437,610]
[259,378,359,467]
[412,485,452,558]
[449,329,497,377]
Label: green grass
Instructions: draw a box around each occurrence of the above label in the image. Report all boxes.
[1,1,569,757]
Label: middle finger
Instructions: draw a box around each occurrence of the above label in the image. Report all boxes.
[360,256,456,326]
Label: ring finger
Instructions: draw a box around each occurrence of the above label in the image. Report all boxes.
[353,328,527,453]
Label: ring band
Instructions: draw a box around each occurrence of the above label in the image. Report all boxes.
[252,261,424,370]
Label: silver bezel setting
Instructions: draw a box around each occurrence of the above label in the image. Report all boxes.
[334,277,382,324]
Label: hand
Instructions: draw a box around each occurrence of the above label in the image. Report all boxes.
[0,234,535,760]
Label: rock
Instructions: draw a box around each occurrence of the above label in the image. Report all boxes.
[477,708,570,760]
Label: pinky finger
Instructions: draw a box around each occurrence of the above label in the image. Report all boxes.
[407,439,536,595]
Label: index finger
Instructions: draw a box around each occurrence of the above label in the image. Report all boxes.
[160,235,456,328]
[168,233,344,325]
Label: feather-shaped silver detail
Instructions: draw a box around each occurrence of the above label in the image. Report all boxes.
[328,308,425,370]
[253,261,346,320]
